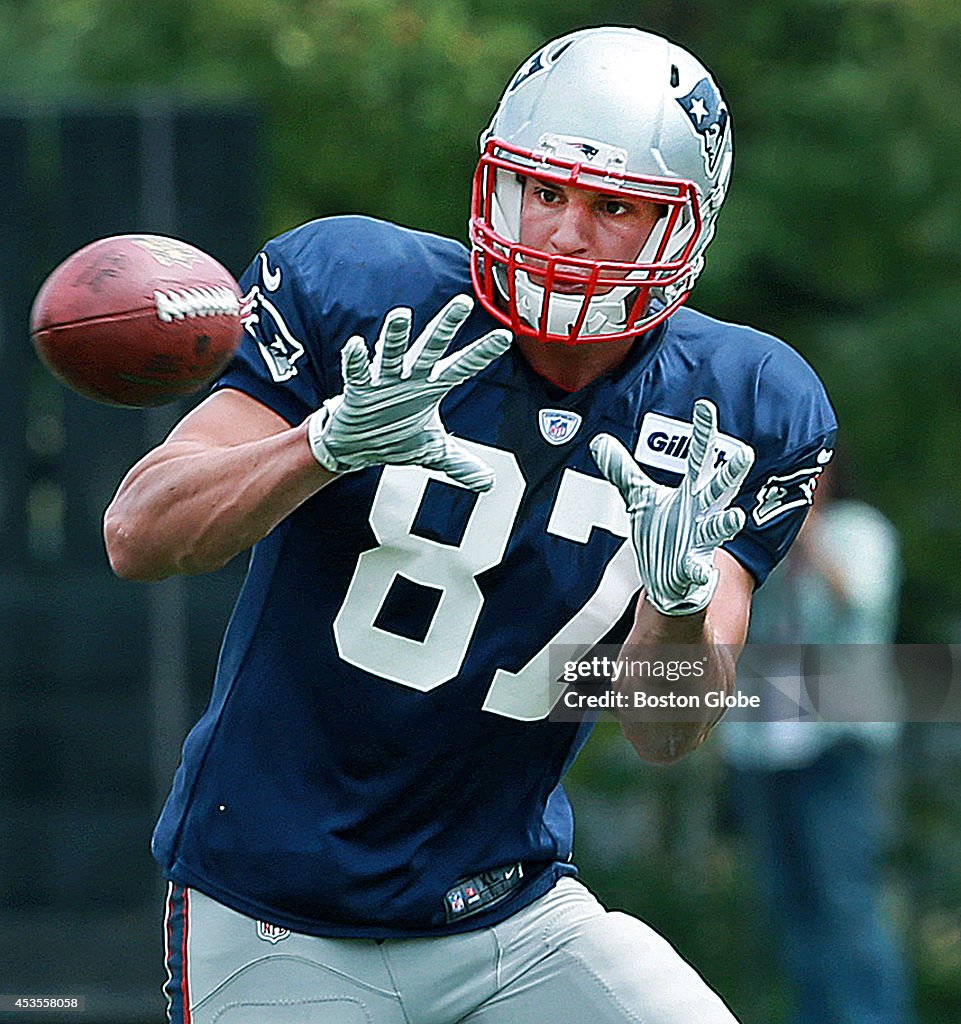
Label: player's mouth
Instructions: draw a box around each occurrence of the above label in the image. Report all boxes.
[552,277,592,294]
[520,255,593,294]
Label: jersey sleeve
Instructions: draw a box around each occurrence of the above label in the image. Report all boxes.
[726,431,836,586]
[723,347,838,587]
[212,229,341,426]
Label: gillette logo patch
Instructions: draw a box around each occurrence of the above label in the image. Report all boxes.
[637,411,751,474]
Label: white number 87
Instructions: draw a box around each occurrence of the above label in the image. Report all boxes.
[333,439,639,721]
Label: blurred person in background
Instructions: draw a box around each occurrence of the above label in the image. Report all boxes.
[719,458,916,1024]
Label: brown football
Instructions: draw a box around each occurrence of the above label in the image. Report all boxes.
[29,233,245,407]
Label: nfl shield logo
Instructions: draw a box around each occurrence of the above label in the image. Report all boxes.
[538,409,582,445]
[257,920,291,944]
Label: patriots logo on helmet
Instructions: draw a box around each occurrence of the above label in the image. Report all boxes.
[675,78,730,176]
[509,50,547,93]
[570,142,599,160]
[507,39,574,94]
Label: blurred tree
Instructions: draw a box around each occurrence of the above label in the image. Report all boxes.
[689,1,961,642]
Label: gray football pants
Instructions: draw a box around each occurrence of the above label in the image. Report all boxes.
[170,877,740,1023]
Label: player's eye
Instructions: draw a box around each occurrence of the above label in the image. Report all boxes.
[600,198,630,216]
[533,185,562,205]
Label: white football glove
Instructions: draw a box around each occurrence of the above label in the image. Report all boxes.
[307,295,512,491]
[590,399,755,616]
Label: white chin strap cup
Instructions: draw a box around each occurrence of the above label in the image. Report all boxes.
[510,269,634,339]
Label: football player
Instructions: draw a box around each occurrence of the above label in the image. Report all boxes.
[104,26,835,1024]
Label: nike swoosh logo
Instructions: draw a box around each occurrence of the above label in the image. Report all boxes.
[504,867,515,879]
[259,252,282,292]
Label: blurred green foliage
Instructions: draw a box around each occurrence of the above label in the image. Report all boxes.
[4,2,961,1020]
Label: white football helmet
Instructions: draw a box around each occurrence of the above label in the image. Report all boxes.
[469,26,733,345]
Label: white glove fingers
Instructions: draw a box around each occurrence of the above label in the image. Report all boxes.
[433,328,512,385]
[405,294,474,378]
[685,398,719,485]
[694,507,746,549]
[341,336,372,387]
[589,434,653,509]
[372,307,412,383]
[421,439,496,493]
[698,445,755,513]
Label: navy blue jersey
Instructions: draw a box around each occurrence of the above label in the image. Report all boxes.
[152,216,837,937]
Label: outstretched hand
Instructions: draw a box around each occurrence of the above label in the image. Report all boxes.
[307,295,512,491]
[590,399,755,616]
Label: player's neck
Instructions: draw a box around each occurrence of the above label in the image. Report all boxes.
[514,334,637,392]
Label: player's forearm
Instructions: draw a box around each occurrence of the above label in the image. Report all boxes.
[615,600,738,765]
[104,423,335,581]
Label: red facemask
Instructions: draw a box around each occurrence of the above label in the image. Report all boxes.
[469,138,704,345]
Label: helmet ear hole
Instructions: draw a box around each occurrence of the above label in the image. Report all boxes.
[490,168,523,244]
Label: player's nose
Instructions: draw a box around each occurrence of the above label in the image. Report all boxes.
[546,199,593,257]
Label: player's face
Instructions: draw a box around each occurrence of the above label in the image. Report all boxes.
[518,179,663,291]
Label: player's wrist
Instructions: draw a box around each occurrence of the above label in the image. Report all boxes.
[644,567,718,617]
[634,597,711,647]
[306,399,361,474]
